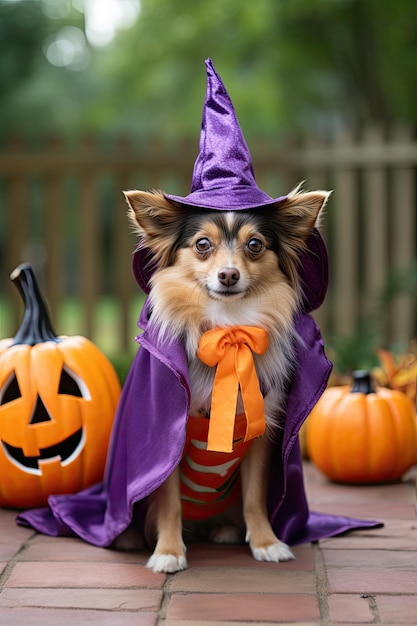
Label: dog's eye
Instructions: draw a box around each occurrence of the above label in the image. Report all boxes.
[195,238,212,254]
[246,238,264,255]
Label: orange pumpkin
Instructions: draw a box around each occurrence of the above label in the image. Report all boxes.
[307,370,417,484]
[0,263,120,508]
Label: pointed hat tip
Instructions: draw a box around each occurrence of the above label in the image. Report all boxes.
[204,58,216,79]
[165,55,278,210]
[204,57,226,94]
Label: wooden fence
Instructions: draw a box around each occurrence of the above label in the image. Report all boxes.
[0,128,416,362]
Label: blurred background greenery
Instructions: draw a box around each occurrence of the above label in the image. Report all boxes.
[2,0,417,140]
[1,0,416,383]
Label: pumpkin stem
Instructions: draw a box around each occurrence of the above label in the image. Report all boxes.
[351,370,376,395]
[10,263,59,346]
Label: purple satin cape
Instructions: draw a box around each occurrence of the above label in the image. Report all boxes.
[16,232,381,546]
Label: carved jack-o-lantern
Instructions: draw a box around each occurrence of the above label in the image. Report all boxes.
[0,263,120,508]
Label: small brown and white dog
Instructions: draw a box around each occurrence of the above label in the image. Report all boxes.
[119,185,329,573]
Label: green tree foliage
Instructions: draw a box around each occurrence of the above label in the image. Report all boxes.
[0,0,91,137]
[0,0,47,93]
[1,0,417,139]
[0,0,48,135]
[84,0,417,139]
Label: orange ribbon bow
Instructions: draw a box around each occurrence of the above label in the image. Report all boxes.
[197,326,269,453]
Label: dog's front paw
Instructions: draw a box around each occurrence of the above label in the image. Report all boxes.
[146,553,188,573]
[251,541,295,563]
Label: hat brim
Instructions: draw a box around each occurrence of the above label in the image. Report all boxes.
[164,187,287,211]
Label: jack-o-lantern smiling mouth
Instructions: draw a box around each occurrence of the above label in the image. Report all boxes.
[2,428,85,476]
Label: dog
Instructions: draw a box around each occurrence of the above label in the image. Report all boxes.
[117,184,329,573]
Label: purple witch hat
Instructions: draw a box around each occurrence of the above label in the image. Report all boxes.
[165,58,287,210]
[133,58,328,312]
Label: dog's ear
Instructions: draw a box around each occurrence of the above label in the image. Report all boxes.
[124,190,180,237]
[277,187,330,243]
[272,186,330,290]
[124,190,182,267]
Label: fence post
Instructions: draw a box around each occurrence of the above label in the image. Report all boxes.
[389,125,416,346]
[5,136,28,322]
[44,136,65,322]
[79,136,101,340]
[332,130,358,339]
[362,126,388,333]
[114,137,138,352]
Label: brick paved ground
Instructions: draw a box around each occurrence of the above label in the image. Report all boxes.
[0,461,416,625]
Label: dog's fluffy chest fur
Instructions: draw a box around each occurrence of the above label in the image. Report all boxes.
[156,294,298,432]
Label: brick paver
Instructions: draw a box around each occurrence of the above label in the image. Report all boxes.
[327,594,374,623]
[0,607,156,625]
[167,565,316,594]
[376,594,417,624]
[0,588,162,611]
[5,561,166,589]
[166,593,320,622]
[0,461,415,624]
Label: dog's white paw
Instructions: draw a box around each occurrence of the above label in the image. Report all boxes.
[146,553,188,573]
[251,541,295,563]
[210,525,242,544]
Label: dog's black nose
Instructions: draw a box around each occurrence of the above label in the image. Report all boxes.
[218,267,240,287]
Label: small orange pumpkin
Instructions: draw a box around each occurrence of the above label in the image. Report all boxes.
[307,370,417,484]
[0,263,120,508]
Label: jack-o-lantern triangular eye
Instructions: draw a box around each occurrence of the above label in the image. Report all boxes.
[58,365,91,400]
[0,371,22,405]
[30,395,53,424]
